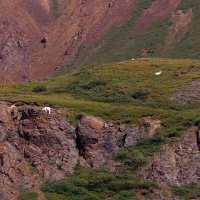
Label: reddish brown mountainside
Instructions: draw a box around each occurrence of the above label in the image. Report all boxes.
[0,0,193,83]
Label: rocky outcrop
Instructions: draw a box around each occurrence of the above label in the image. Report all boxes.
[117,124,147,148]
[0,102,20,142]
[18,108,78,180]
[0,102,78,199]
[139,127,200,187]
[76,116,151,167]
[0,101,155,199]
[76,116,118,167]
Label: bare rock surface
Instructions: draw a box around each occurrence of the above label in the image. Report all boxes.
[76,116,150,167]
[18,107,78,180]
[122,126,147,148]
[76,116,119,167]
[0,101,78,199]
[139,127,200,187]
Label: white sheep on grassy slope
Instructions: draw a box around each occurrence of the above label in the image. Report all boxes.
[155,71,161,75]
[42,107,51,114]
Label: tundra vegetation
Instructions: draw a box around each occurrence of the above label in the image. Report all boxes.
[2,59,200,199]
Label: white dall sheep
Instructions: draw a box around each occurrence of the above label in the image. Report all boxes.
[42,107,51,114]
[155,71,161,75]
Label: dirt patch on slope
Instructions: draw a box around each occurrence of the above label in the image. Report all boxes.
[0,0,53,83]
[140,116,161,136]
[84,0,140,45]
[170,81,200,104]
[41,0,51,13]
[130,0,182,37]
[160,8,193,56]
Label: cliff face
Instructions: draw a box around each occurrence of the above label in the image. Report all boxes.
[1,100,200,199]
[0,102,78,199]
[0,101,153,199]
[139,127,200,187]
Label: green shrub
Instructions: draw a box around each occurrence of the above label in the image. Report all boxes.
[173,183,200,199]
[81,80,107,90]
[32,85,47,92]
[5,132,11,140]
[114,149,148,169]
[141,120,151,130]
[40,165,158,200]
[28,163,37,174]
[132,88,150,100]
[52,0,59,19]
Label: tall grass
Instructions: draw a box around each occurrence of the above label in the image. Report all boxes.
[1,59,200,126]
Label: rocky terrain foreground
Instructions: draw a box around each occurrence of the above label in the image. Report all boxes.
[0,100,200,199]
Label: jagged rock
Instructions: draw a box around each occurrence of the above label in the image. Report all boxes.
[0,141,36,187]
[123,126,147,148]
[0,186,8,200]
[0,102,20,142]
[18,108,78,180]
[115,126,147,148]
[0,184,19,200]
[0,102,79,199]
[76,116,154,167]
[152,191,181,200]
[76,116,119,167]
[139,127,200,187]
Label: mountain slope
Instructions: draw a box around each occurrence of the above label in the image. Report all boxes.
[1,0,200,83]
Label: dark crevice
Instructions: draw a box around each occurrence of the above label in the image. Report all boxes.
[196,129,200,151]
[0,156,4,166]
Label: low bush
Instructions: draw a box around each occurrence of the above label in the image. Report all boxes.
[114,149,148,169]
[173,183,200,199]
[132,88,150,100]
[32,85,47,92]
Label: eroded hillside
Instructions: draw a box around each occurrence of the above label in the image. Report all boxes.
[0,0,54,83]
[0,0,198,83]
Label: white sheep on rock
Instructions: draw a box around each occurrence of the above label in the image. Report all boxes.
[42,106,51,114]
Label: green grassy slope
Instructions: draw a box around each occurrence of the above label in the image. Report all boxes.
[1,58,200,125]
